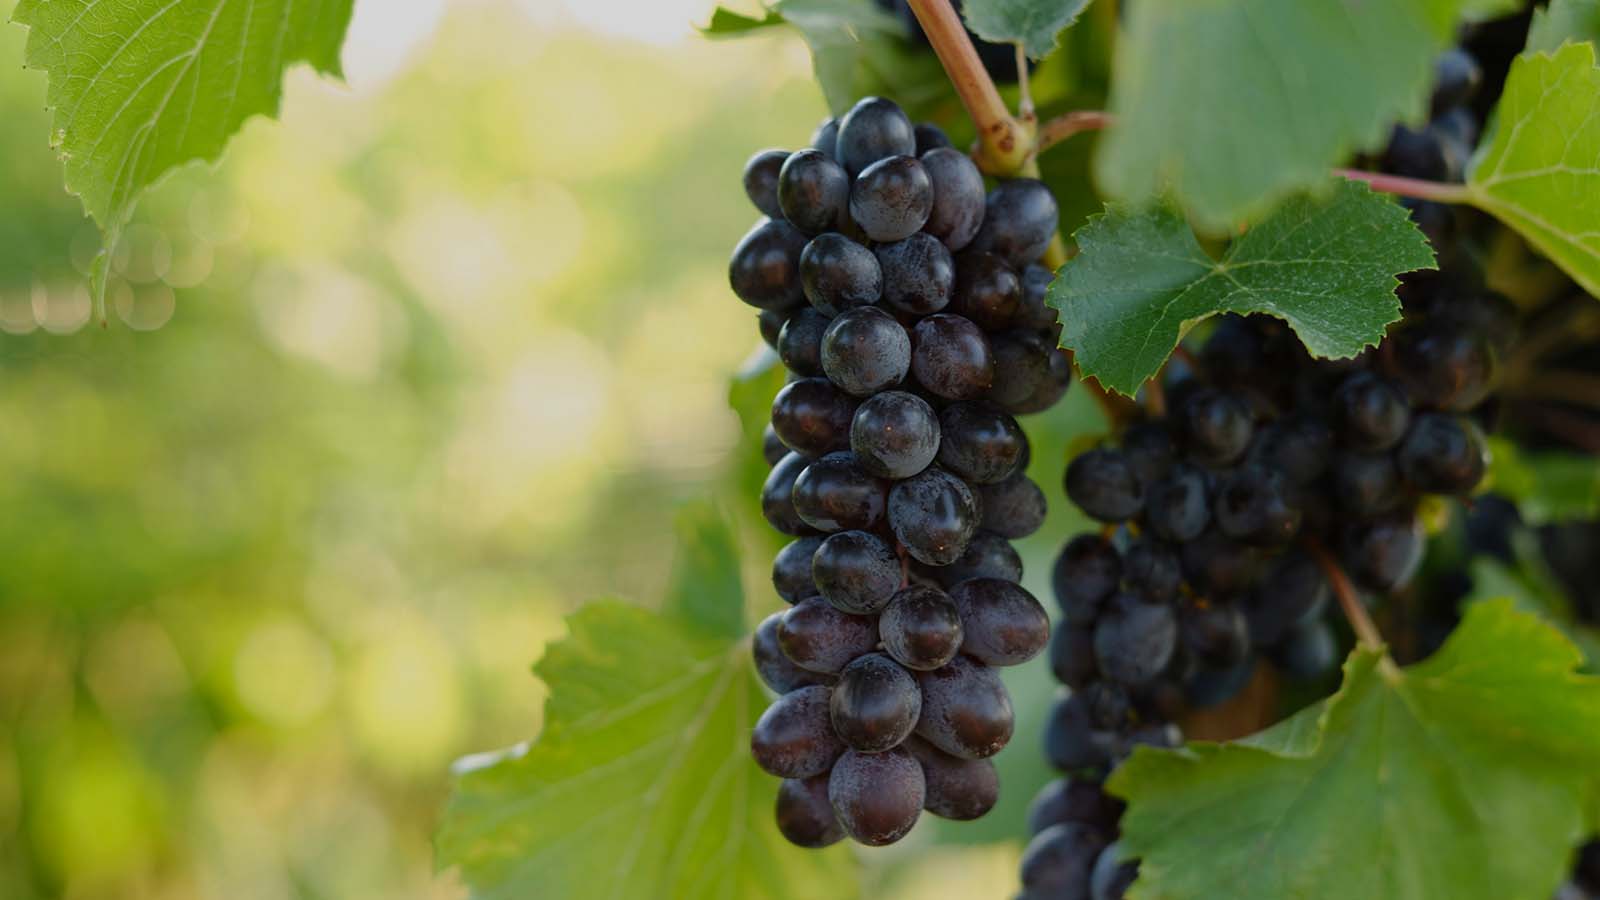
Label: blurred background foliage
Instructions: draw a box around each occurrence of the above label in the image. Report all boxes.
[0,1,1107,897]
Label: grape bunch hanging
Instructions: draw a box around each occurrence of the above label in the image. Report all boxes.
[729,95,1071,848]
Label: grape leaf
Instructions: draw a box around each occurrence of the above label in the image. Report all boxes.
[1465,43,1600,297]
[701,7,787,34]
[962,0,1092,60]
[1463,558,1600,667]
[1463,0,1530,19]
[1526,0,1600,53]
[1485,436,1600,525]
[1110,600,1600,900]
[1047,180,1435,396]
[12,0,354,306]
[1095,0,1463,232]
[438,511,858,900]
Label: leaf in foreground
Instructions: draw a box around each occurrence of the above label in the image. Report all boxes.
[1466,43,1600,298]
[1047,180,1434,396]
[1095,0,1463,231]
[1525,0,1600,53]
[1110,600,1600,900]
[962,0,1092,60]
[13,0,355,300]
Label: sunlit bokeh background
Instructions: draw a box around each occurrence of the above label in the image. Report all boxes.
[0,1,1103,897]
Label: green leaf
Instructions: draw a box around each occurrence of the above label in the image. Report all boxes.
[1111,600,1600,900]
[1466,43,1600,297]
[771,0,904,114]
[1526,0,1600,54]
[1048,180,1435,396]
[1484,436,1600,525]
[962,0,1092,60]
[12,0,354,305]
[701,6,787,35]
[1096,0,1462,231]
[1463,0,1530,20]
[665,504,746,640]
[1463,557,1600,667]
[439,515,858,900]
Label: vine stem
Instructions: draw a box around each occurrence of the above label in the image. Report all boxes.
[1036,110,1113,154]
[1304,539,1385,651]
[1334,169,1472,204]
[905,0,1032,175]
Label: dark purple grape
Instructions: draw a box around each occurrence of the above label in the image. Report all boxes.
[911,314,995,401]
[821,306,911,396]
[743,149,789,219]
[1081,680,1132,730]
[1385,321,1496,411]
[1093,592,1179,686]
[1027,778,1124,837]
[988,329,1069,414]
[969,179,1059,268]
[1050,623,1097,690]
[777,149,849,234]
[950,251,1021,331]
[762,423,787,466]
[1015,263,1059,330]
[729,218,807,311]
[905,735,999,821]
[754,611,829,694]
[949,577,1049,666]
[1397,412,1487,494]
[1019,822,1109,899]
[889,467,981,566]
[1385,124,1451,181]
[1214,465,1302,546]
[914,655,1013,758]
[876,232,954,316]
[1090,842,1138,900]
[811,530,901,615]
[751,684,844,778]
[850,155,934,242]
[880,585,963,670]
[1013,343,1074,414]
[1121,421,1177,482]
[1180,531,1263,596]
[1332,371,1412,451]
[1052,534,1122,625]
[830,653,920,753]
[850,390,941,479]
[758,309,787,350]
[1043,690,1116,772]
[836,96,916,176]
[1186,657,1257,709]
[1332,451,1405,517]
[799,232,882,316]
[776,306,831,377]
[771,377,855,457]
[1248,416,1333,485]
[1272,617,1340,681]
[1065,448,1144,522]
[776,774,844,848]
[773,536,823,603]
[976,472,1047,539]
[919,146,987,251]
[913,122,951,154]
[937,402,1026,484]
[828,747,924,846]
[1122,539,1182,602]
[1179,599,1251,668]
[1340,512,1425,592]
[762,451,817,536]
[810,117,840,161]
[778,596,880,673]
[792,451,886,533]
[1432,47,1482,112]
[938,530,1024,586]
[1245,550,1329,647]
[1144,463,1211,542]
[1179,387,1254,467]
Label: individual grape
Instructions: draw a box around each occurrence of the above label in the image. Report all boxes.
[778,596,880,673]
[1049,623,1097,690]
[1432,47,1482,111]
[968,179,1059,269]
[799,232,882,316]
[754,612,829,694]
[1332,371,1412,451]
[1248,416,1333,485]
[1384,125,1451,181]
[1093,592,1179,686]
[1081,681,1132,729]
[1012,343,1074,414]
[888,467,981,566]
[1121,421,1177,483]
[850,155,934,242]
[1185,657,1257,708]
[938,530,1024,585]
[1385,321,1496,411]
[1026,777,1125,837]
[1244,550,1329,646]
[976,472,1047,539]
[776,306,831,377]
[1052,534,1122,625]
[1019,822,1109,899]
[876,232,954,316]
[827,747,925,846]
[1214,465,1303,546]
[936,402,1026,484]
[1331,451,1405,517]
[750,684,845,778]
[776,774,845,848]
[1043,689,1115,771]
[763,451,817,536]
[831,653,921,751]
[1015,263,1059,330]
[811,530,901,615]
[773,536,823,603]
[911,314,995,401]
[1178,387,1255,467]
[904,735,999,820]
[810,117,840,161]
[1272,617,1340,681]
[1065,448,1145,522]
[791,451,886,533]
[1143,463,1211,542]
[762,423,787,466]
[729,218,807,311]
[950,251,1021,331]
[1179,599,1251,668]
[758,308,787,349]
[850,390,940,479]
[988,329,1070,414]
[914,655,1014,758]
[820,306,912,396]
[1340,512,1426,592]
[743,148,789,219]
[1121,539,1182,602]
[919,147,988,251]
[1180,531,1262,596]
[949,577,1049,666]
[1090,842,1139,900]
[836,96,917,176]
[913,122,951,154]
[777,149,850,234]
[771,377,855,457]
[1396,412,1487,494]
[880,585,963,670]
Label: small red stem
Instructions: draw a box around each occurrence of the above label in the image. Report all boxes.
[1036,110,1114,154]
[1334,169,1471,204]
[1304,539,1384,650]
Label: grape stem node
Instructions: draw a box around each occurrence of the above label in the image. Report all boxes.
[904,0,1032,176]
[1036,110,1113,154]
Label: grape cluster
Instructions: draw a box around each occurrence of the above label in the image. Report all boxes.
[731,96,1073,848]
[1559,840,1600,900]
